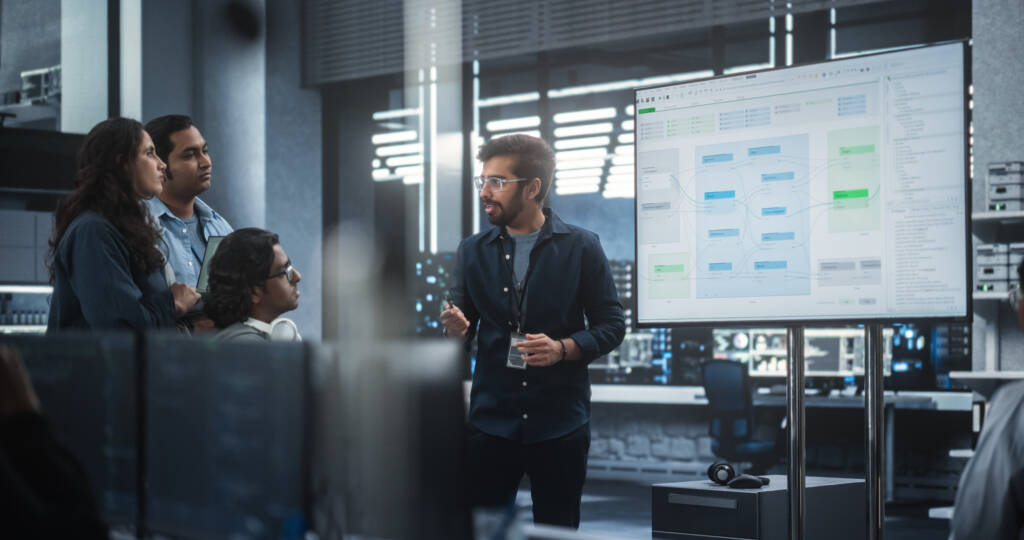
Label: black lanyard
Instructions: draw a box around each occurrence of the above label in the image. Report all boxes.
[499,236,537,333]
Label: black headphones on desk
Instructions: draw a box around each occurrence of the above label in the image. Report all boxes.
[707,462,771,489]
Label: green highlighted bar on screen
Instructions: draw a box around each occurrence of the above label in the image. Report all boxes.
[839,144,875,155]
[833,189,869,200]
[638,107,656,114]
[654,264,685,274]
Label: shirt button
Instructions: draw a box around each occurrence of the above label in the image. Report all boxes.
[503,287,509,293]
[182,228,186,233]
[522,413,528,420]
[187,261,192,266]
[522,381,528,387]
[505,254,511,260]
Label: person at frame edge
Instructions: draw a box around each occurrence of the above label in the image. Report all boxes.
[0,346,107,538]
[441,134,626,528]
[948,262,1024,540]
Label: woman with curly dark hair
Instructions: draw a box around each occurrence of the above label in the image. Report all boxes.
[204,228,302,341]
[46,117,200,331]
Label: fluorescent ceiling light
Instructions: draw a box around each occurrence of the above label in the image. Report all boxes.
[478,92,540,108]
[609,165,634,176]
[403,175,423,185]
[602,189,635,199]
[556,148,607,161]
[557,168,603,179]
[612,155,634,165]
[617,133,635,144]
[486,116,540,132]
[621,120,635,131]
[556,184,601,195]
[386,154,423,167]
[372,130,417,145]
[372,108,421,120]
[395,165,423,177]
[625,105,635,116]
[553,108,617,124]
[553,136,610,150]
[376,143,422,157]
[372,169,398,181]
[614,145,634,156]
[372,159,381,168]
[554,122,614,138]
[557,158,605,170]
[606,174,633,185]
[556,177,601,186]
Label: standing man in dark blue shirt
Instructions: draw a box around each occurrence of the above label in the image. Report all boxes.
[441,134,625,528]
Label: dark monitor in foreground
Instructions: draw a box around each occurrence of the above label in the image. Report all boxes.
[2,332,139,526]
[309,340,471,539]
[143,336,307,539]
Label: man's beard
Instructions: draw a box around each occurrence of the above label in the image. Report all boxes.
[486,195,524,227]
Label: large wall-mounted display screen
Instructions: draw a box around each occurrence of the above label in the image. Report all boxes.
[635,42,968,326]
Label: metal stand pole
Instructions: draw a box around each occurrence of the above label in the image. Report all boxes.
[865,324,885,539]
[787,326,805,540]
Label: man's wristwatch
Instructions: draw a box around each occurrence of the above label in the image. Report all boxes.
[559,339,567,362]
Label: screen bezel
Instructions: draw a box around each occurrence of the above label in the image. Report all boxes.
[633,40,973,329]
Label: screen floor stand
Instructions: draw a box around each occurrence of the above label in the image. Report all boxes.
[865,324,886,540]
[786,326,805,540]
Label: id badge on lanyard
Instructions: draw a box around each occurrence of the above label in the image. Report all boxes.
[502,238,531,370]
[506,330,528,370]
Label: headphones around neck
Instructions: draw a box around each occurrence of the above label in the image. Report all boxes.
[269,318,302,342]
[707,461,771,489]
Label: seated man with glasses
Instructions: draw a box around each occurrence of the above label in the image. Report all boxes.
[949,261,1024,539]
[203,228,303,342]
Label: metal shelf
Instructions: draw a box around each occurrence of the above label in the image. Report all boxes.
[973,291,1009,301]
[972,210,1024,223]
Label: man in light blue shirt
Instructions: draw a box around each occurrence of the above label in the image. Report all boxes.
[144,115,233,286]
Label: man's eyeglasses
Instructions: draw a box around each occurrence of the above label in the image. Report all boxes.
[473,175,527,192]
[267,264,297,284]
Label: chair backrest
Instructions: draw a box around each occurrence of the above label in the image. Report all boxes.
[702,360,755,446]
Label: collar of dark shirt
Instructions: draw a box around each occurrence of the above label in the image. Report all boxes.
[483,207,570,245]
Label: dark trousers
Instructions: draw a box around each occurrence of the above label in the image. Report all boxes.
[467,423,590,528]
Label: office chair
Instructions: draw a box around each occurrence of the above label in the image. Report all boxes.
[702,360,784,474]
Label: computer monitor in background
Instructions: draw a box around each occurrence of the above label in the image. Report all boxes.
[713,327,788,376]
[1,332,139,527]
[635,42,969,327]
[143,336,308,539]
[887,323,939,390]
[712,327,893,379]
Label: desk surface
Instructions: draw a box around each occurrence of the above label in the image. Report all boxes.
[589,385,972,411]
[751,394,934,409]
[655,475,864,493]
[949,371,1024,399]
